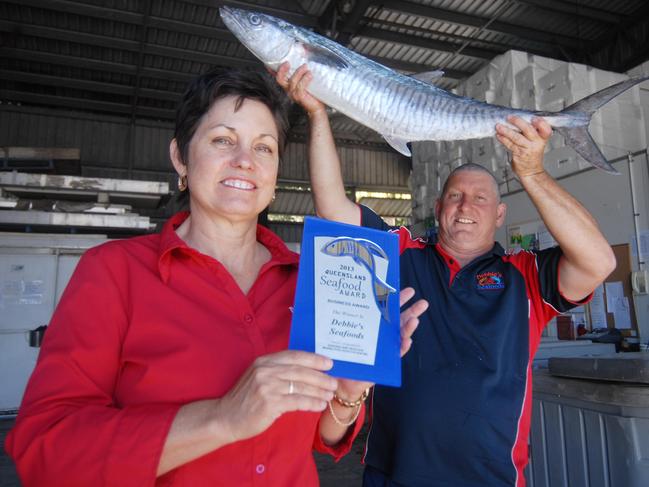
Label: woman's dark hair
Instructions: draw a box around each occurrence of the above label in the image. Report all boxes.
[173,68,291,165]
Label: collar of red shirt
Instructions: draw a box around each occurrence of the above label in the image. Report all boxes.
[156,211,300,284]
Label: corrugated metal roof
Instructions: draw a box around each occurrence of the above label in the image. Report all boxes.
[1,0,648,163]
[358,197,412,217]
[2,0,646,227]
[270,190,315,216]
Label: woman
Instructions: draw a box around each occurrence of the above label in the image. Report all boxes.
[6,69,428,486]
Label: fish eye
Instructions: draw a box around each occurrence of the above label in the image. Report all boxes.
[249,14,261,26]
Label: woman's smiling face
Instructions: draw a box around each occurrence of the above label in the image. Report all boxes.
[173,95,280,222]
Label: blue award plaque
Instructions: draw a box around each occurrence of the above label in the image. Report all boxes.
[289,216,401,386]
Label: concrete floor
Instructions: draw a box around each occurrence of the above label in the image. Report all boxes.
[1,418,364,487]
[1,420,19,487]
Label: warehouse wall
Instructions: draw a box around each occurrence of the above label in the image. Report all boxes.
[494,154,649,339]
[0,105,410,190]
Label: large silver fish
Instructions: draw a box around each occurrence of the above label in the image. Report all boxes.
[220,6,649,174]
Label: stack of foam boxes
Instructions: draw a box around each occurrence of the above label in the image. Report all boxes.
[411,50,648,208]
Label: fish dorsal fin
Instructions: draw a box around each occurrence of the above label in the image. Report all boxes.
[383,134,411,156]
[410,70,444,84]
[304,43,349,70]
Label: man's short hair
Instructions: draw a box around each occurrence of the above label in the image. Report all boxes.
[440,163,501,202]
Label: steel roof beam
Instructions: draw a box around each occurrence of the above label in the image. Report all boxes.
[368,18,520,53]
[588,3,649,53]
[6,0,237,42]
[0,47,191,82]
[514,0,623,24]
[0,21,258,68]
[376,0,587,49]
[0,89,175,120]
[0,70,179,102]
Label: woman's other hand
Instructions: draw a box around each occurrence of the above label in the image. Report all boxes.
[398,286,428,357]
[215,350,337,443]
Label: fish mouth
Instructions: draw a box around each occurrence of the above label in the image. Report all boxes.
[219,6,247,39]
[219,6,293,67]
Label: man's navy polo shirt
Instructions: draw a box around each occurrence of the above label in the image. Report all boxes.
[360,206,584,487]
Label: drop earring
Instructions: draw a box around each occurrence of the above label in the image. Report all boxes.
[178,174,188,192]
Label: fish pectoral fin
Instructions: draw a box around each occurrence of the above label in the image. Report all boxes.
[382,134,412,156]
[410,70,444,84]
[305,44,349,70]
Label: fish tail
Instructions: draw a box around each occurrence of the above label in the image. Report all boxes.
[549,76,649,174]
[553,125,615,173]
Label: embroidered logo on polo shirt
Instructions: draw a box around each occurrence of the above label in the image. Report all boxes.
[476,271,505,290]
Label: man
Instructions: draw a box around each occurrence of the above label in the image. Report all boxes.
[276,64,616,486]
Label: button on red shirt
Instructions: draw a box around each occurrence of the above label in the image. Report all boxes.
[6,212,364,486]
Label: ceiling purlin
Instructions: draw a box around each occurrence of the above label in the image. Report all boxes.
[367,17,519,54]
[0,70,178,102]
[514,0,624,25]
[0,88,174,119]
[314,3,482,81]
[0,20,258,68]
[375,0,585,52]
[0,47,191,82]
[5,0,242,44]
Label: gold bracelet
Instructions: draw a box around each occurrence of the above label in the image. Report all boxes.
[327,399,362,427]
[333,387,370,408]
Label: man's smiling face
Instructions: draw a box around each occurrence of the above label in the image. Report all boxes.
[435,170,506,257]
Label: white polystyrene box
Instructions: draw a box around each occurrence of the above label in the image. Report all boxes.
[464,68,492,100]
[470,138,496,165]
[544,146,578,179]
[487,50,532,94]
[598,101,647,158]
[538,64,593,106]
[515,66,538,110]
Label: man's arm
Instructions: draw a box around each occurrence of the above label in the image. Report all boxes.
[275,63,359,225]
[496,116,616,301]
